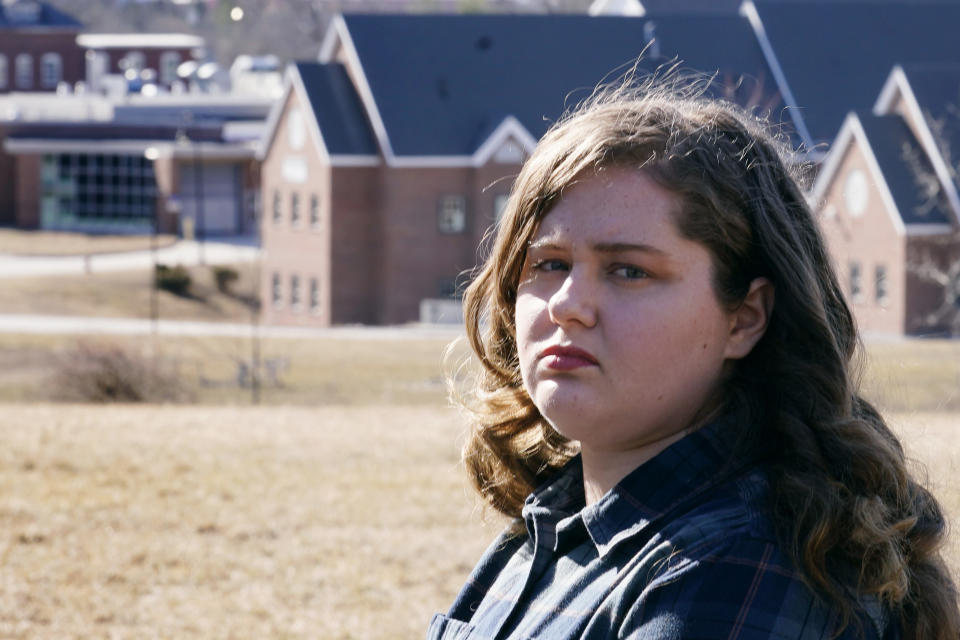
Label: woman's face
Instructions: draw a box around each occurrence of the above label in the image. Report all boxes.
[515,167,740,459]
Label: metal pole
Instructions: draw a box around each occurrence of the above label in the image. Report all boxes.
[193,139,205,265]
[251,187,260,405]
[151,201,158,339]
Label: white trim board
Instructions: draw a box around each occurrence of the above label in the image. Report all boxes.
[738,0,815,151]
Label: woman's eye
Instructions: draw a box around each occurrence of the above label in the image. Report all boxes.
[612,265,648,280]
[532,259,569,272]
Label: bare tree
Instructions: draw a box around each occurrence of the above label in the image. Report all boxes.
[901,107,960,336]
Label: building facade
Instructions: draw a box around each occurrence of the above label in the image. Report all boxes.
[0,0,84,93]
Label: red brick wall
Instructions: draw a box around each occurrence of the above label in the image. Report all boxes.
[14,154,40,228]
[0,123,16,225]
[905,235,960,334]
[330,166,380,324]
[0,31,84,91]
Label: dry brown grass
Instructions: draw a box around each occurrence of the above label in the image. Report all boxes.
[0,405,957,638]
[0,263,258,322]
[0,404,501,639]
[0,405,960,639]
[0,229,177,256]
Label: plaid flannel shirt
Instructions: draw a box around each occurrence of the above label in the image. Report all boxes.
[428,418,894,640]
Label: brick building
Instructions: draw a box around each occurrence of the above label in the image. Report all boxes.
[258,13,780,326]
[812,65,960,336]
[0,94,271,235]
[78,33,206,90]
[0,0,84,93]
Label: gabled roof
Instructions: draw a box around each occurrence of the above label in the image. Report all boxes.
[746,0,960,150]
[295,62,377,156]
[812,111,955,235]
[0,1,82,29]
[873,64,960,225]
[895,64,960,169]
[859,113,954,227]
[323,13,781,163]
[258,61,378,164]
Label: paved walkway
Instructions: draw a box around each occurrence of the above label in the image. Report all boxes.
[0,313,463,339]
[0,239,259,278]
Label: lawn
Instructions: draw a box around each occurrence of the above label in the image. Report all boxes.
[0,229,177,256]
[0,262,259,323]
[0,405,956,639]
[0,332,957,637]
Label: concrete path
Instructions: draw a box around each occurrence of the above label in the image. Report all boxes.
[0,313,463,340]
[0,239,259,278]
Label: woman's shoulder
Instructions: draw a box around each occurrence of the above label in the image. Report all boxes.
[605,469,892,639]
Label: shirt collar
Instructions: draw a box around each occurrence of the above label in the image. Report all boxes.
[523,416,753,557]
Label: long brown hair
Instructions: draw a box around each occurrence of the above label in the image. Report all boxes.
[457,75,960,638]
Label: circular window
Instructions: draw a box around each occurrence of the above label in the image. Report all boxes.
[843,169,868,217]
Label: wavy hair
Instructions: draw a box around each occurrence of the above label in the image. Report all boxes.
[457,74,959,638]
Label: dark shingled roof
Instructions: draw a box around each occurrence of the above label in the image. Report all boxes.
[0,1,82,29]
[295,62,377,156]
[899,64,960,186]
[753,0,960,146]
[858,113,954,226]
[341,13,782,157]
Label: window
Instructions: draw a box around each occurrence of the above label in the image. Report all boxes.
[875,265,888,306]
[15,54,33,89]
[309,277,320,314]
[309,194,320,229]
[272,190,281,224]
[290,192,300,226]
[494,194,509,222]
[40,53,62,89]
[289,274,301,310]
[438,277,458,299]
[849,262,863,302]
[271,273,282,306]
[438,195,466,234]
[159,51,181,85]
[0,55,8,89]
[120,51,146,73]
[39,152,157,229]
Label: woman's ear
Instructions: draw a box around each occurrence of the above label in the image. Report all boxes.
[724,277,774,360]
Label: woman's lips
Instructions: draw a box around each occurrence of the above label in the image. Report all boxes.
[539,345,599,371]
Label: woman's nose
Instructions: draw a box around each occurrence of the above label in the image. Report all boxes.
[547,269,597,328]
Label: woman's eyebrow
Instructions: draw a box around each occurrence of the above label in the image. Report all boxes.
[592,242,668,256]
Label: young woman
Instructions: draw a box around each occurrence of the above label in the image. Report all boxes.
[429,78,960,639]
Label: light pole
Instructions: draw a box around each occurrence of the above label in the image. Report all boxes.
[176,113,205,265]
[144,146,161,343]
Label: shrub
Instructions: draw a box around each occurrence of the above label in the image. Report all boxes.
[155,264,191,296]
[212,266,239,294]
[50,340,193,403]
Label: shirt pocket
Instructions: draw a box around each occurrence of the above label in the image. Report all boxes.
[427,613,495,640]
